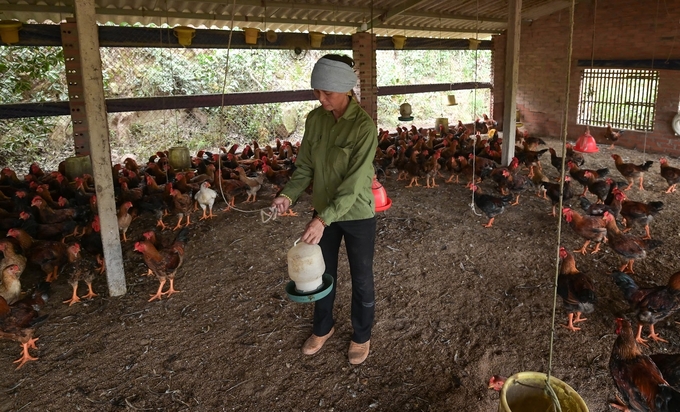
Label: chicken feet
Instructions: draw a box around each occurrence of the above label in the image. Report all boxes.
[13,337,39,370]
[635,323,668,345]
[562,312,587,332]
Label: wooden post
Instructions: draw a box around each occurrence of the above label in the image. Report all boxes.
[73,0,127,297]
[501,0,522,166]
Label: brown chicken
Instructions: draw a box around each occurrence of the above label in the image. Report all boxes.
[540,176,575,216]
[0,264,22,305]
[117,201,134,242]
[562,207,607,254]
[62,243,98,306]
[170,189,193,230]
[659,158,680,194]
[609,317,680,411]
[7,228,69,282]
[612,154,654,191]
[235,166,264,202]
[404,150,423,188]
[0,281,50,369]
[423,151,441,188]
[568,160,609,196]
[134,227,189,302]
[604,211,662,274]
[30,196,82,224]
[618,191,663,240]
[612,270,680,345]
[557,247,596,331]
[650,353,680,390]
[261,163,291,192]
[603,124,624,149]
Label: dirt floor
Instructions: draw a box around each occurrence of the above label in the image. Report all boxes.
[1,135,679,412]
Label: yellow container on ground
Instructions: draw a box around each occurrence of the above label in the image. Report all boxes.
[499,372,588,412]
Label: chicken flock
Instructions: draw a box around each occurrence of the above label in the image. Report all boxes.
[1,118,680,410]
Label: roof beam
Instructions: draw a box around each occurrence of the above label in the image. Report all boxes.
[0,3,508,28]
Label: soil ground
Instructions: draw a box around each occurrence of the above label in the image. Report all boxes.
[1,136,679,412]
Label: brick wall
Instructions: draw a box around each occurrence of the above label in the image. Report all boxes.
[492,0,680,156]
[352,32,378,124]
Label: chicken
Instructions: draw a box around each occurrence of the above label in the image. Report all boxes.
[0,237,27,275]
[423,151,442,188]
[19,210,80,241]
[604,124,624,149]
[557,247,596,331]
[62,243,98,306]
[0,264,22,305]
[134,227,189,302]
[118,180,143,206]
[193,181,218,220]
[540,176,575,216]
[612,270,680,345]
[470,184,513,228]
[501,169,533,205]
[261,163,291,192]
[487,375,507,391]
[562,207,607,254]
[80,215,105,274]
[214,170,248,212]
[0,281,50,369]
[659,158,680,194]
[404,150,423,187]
[235,166,265,202]
[609,317,680,412]
[7,228,69,282]
[612,154,654,191]
[30,196,84,225]
[604,211,662,274]
[117,201,134,242]
[170,189,193,230]
[568,160,609,196]
[618,193,664,240]
[650,353,680,390]
[529,164,549,199]
[584,173,614,204]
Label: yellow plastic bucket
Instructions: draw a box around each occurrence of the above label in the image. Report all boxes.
[499,372,589,412]
[173,26,196,47]
[0,20,22,44]
[244,28,259,45]
[309,31,325,48]
[392,35,406,50]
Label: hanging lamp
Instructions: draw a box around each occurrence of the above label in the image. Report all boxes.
[574,126,599,153]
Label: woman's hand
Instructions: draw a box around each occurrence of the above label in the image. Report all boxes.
[271,196,290,215]
[301,217,325,245]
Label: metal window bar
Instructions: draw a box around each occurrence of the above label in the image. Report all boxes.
[577,68,658,131]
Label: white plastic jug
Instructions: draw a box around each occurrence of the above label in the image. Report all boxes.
[287,238,325,293]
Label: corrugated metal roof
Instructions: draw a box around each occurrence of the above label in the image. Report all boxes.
[0,0,573,40]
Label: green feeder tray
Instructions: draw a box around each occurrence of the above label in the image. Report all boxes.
[286,273,334,303]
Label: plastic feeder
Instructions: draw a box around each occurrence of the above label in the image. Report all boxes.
[243,28,259,45]
[392,35,406,49]
[0,20,22,44]
[173,26,196,46]
[373,176,392,212]
[574,129,599,153]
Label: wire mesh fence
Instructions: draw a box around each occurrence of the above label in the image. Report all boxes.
[1,37,492,173]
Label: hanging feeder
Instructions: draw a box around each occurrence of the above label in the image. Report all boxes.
[499,371,589,412]
[0,20,22,44]
[468,38,481,50]
[392,35,406,50]
[398,102,414,122]
[168,146,191,170]
[574,126,599,153]
[372,175,392,212]
[447,95,458,106]
[173,26,196,47]
[243,27,259,45]
[285,239,333,303]
[64,155,93,182]
[309,31,325,48]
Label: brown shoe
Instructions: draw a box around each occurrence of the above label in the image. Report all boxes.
[348,340,370,365]
[302,327,335,355]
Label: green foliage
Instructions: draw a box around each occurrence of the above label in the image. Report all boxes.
[1,40,492,170]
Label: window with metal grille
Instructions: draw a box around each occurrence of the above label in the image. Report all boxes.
[577,68,659,131]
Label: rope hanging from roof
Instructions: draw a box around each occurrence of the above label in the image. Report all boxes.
[546,1,576,409]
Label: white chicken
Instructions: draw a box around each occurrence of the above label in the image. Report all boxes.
[194,181,218,220]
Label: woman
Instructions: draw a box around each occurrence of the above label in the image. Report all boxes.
[272,54,378,365]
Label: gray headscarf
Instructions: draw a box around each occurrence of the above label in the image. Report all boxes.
[310,58,358,93]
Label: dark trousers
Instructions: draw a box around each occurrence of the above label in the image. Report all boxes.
[313,216,376,343]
